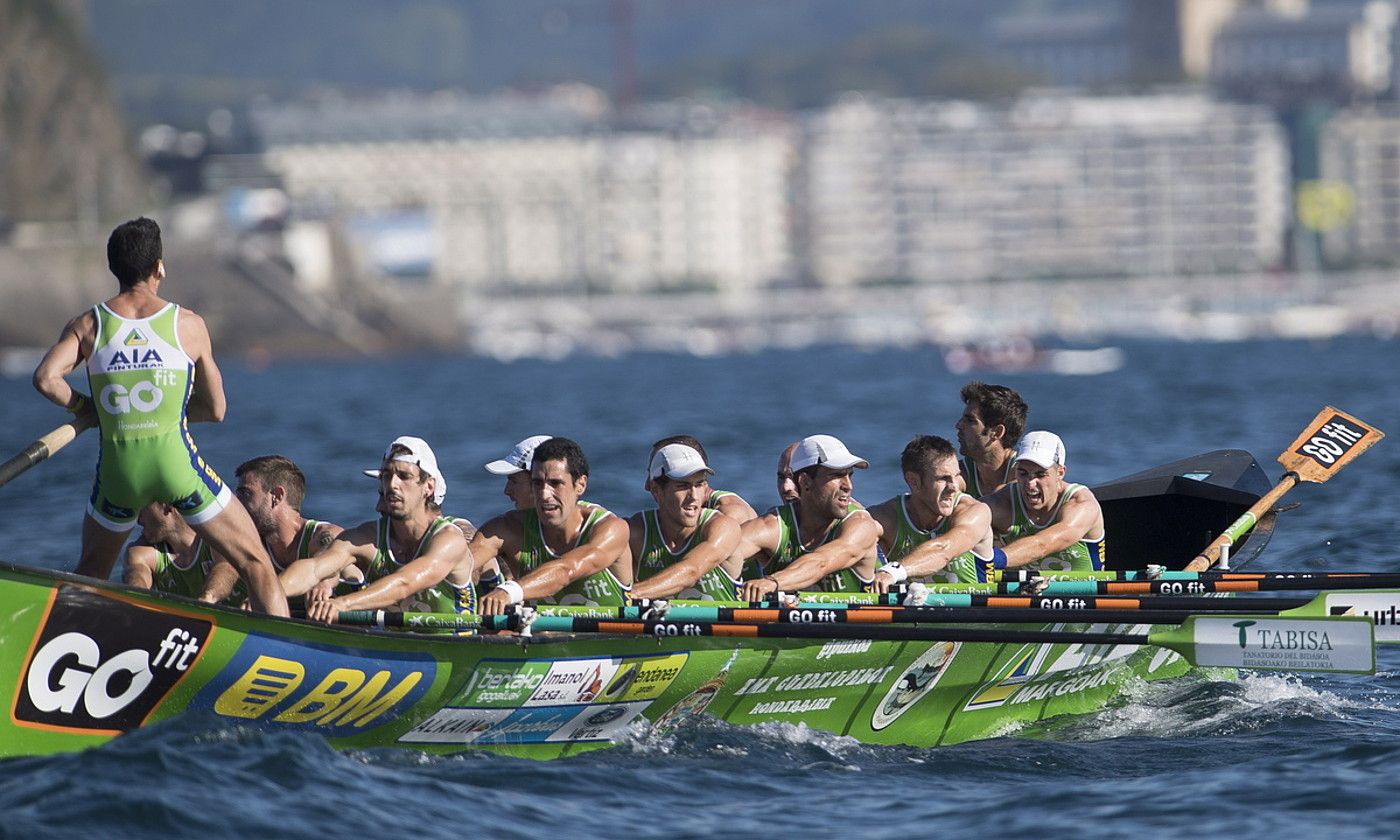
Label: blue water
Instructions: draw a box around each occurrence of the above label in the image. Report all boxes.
[1,337,1398,838]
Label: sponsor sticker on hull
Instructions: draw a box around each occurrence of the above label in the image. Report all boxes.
[870,642,958,730]
[195,634,435,736]
[13,585,213,735]
[399,653,687,746]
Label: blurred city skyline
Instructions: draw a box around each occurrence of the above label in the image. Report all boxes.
[3,0,1399,360]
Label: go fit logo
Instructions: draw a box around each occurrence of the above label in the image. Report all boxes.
[99,381,164,414]
[15,586,212,734]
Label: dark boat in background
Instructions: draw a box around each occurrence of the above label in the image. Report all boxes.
[1094,449,1276,571]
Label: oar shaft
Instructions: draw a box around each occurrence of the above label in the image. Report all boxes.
[519,615,1149,646]
[1189,474,1297,570]
[0,416,95,489]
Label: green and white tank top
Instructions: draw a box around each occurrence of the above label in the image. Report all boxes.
[763,502,873,593]
[705,490,737,510]
[518,502,629,606]
[636,508,740,601]
[87,303,191,442]
[885,494,992,584]
[368,515,476,625]
[1004,484,1105,573]
[152,540,246,604]
[959,454,1014,499]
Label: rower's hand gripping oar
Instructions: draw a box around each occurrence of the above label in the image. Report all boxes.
[0,414,97,489]
[1186,406,1384,572]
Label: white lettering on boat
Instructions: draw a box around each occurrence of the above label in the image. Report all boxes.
[25,628,199,720]
[816,639,873,660]
[733,666,893,696]
[750,697,837,715]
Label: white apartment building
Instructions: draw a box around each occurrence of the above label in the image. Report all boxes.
[1319,104,1400,263]
[253,89,795,294]
[804,91,1290,287]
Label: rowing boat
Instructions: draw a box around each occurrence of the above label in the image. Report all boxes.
[1,444,1375,761]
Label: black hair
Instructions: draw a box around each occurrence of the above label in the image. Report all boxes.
[532,437,589,480]
[106,217,163,288]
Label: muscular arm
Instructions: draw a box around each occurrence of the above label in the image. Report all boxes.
[280,523,375,597]
[198,559,244,605]
[875,499,992,593]
[309,525,467,621]
[33,314,93,412]
[741,513,880,598]
[122,545,159,589]
[177,310,226,423]
[1002,492,1103,569]
[631,514,741,600]
[478,515,630,615]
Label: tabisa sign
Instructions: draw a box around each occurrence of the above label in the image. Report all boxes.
[1189,616,1374,673]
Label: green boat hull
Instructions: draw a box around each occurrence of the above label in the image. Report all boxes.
[0,560,1195,760]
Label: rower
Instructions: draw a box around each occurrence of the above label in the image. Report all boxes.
[983,431,1106,572]
[31,217,287,615]
[868,435,999,591]
[280,436,474,629]
[229,455,348,604]
[485,434,552,511]
[647,435,757,523]
[955,381,1028,497]
[776,441,800,504]
[628,442,743,601]
[736,434,881,599]
[123,501,243,604]
[474,437,632,614]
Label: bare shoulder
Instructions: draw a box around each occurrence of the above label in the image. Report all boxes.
[479,509,525,541]
[1063,485,1102,513]
[954,494,991,519]
[866,497,899,526]
[313,521,345,550]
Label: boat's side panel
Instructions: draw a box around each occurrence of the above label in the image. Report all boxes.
[0,564,1194,760]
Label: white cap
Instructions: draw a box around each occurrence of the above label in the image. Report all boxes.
[485,435,552,476]
[648,444,714,481]
[1015,431,1066,470]
[374,436,447,505]
[790,434,869,473]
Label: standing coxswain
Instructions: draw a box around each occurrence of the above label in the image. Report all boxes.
[31,217,287,615]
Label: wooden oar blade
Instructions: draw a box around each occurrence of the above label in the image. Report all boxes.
[1278,406,1384,483]
[1153,615,1375,673]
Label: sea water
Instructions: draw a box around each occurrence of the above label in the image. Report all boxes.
[1,336,1398,838]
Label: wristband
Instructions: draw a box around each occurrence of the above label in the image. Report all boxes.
[496,580,524,605]
[877,561,907,584]
[66,393,90,415]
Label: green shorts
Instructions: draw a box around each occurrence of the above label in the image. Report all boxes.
[88,430,231,531]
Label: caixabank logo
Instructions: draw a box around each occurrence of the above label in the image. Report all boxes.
[14,586,213,734]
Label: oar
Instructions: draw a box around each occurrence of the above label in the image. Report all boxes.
[1001,569,1400,583]
[1186,406,1384,571]
[334,610,1375,674]
[0,414,97,489]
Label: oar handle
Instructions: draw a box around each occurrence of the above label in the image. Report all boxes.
[1184,473,1297,571]
[0,414,97,489]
